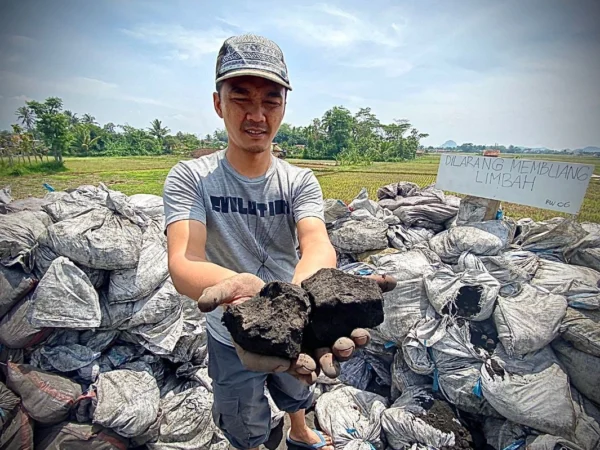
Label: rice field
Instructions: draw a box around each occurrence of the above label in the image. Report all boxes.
[1,154,599,222]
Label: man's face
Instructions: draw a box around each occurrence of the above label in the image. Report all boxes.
[213,76,286,154]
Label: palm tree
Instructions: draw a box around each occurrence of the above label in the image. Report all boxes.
[103,122,116,133]
[148,119,170,141]
[15,106,35,131]
[82,114,97,125]
[74,127,101,154]
[64,110,80,126]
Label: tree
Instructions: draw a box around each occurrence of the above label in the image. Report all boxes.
[82,114,97,125]
[320,106,355,159]
[213,128,228,144]
[64,110,80,126]
[15,106,35,131]
[26,98,71,163]
[148,119,170,141]
[103,122,117,134]
[72,125,101,155]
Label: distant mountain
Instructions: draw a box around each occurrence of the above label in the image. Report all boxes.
[440,140,457,148]
[575,146,600,154]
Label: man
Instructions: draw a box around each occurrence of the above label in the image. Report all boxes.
[163,34,367,450]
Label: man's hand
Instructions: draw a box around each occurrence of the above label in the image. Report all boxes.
[231,273,397,384]
[197,273,265,313]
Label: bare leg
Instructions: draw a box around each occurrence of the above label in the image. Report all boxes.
[288,410,334,450]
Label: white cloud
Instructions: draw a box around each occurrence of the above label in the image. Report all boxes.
[11,95,31,102]
[8,35,35,46]
[345,57,413,78]
[123,24,231,62]
[269,5,402,49]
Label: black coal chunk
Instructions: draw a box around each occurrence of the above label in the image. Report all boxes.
[301,268,384,349]
[222,282,311,359]
[442,285,484,318]
[418,400,474,450]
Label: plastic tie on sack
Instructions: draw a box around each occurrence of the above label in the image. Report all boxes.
[502,439,526,450]
[472,377,483,398]
[384,341,396,349]
[0,407,5,419]
[432,368,440,392]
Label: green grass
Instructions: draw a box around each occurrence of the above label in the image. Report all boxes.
[1,154,599,222]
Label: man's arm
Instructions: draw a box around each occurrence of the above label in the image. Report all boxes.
[291,217,336,285]
[167,219,238,300]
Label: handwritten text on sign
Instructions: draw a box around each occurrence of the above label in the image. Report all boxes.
[435,154,594,214]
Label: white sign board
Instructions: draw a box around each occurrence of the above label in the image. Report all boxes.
[435,154,593,214]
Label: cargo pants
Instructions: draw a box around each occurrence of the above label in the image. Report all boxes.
[207,332,314,449]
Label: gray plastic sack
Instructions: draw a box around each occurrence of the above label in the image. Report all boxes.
[315,385,388,450]
[571,388,600,450]
[465,220,516,248]
[429,226,504,263]
[565,232,600,273]
[40,207,142,270]
[425,268,500,321]
[339,349,391,391]
[482,418,526,450]
[456,196,496,224]
[42,185,109,222]
[0,265,36,319]
[129,288,204,355]
[108,224,169,303]
[30,344,101,373]
[480,344,576,438]
[374,250,439,343]
[92,369,160,438]
[403,317,497,416]
[29,256,101,329]
[0,295,51,348]
[391,349,430,399]
[514,217,587,260]
[493,284,567,356]
[7,362,82,425]
[0,381,19,431]
[329,218,389,253]
[381,386,459,449]
[479,251,539,286]
[560,307,600,357]
[35,421,130,450]
[525,435,584,450]
[146,387,228,450]
[128,193,164,219]
[553,339,600,405]
[0,210,51,272]
[387,225,435,251]
[395,203,458,231]
[99,291,135,330]
[532,259,600,309]
[33,243,108,290]
[0,406,34,450]
[324,199,349,224]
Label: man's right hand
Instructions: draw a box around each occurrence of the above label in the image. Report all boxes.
[196,273,265,313]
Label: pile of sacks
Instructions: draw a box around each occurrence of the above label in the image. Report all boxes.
[317,182,600,450]
[0,184,253,449]
[1,181,600,450]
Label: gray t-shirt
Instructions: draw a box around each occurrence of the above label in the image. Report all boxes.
[163,149,325,346]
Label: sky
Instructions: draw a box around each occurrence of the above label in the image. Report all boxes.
[0,0,599,149]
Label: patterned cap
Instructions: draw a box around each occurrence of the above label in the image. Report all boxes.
[215,34,292,91]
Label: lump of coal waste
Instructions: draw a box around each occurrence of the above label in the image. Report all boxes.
[222,282,311,359]
[442,285,484,318]
[469,318,499,353]
[419,400,474,450]
[301,268,384,349]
